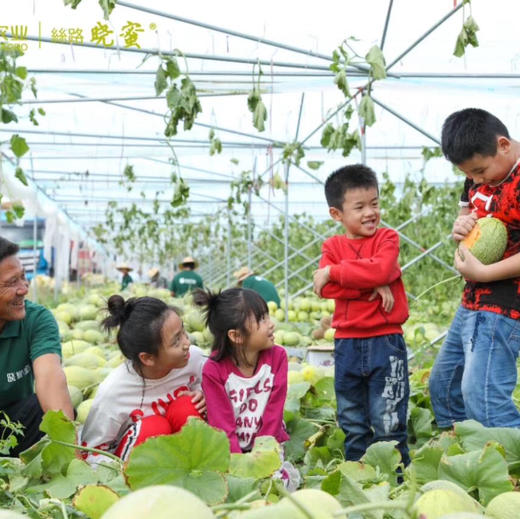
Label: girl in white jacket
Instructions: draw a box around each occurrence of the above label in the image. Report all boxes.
[81,295,206,462]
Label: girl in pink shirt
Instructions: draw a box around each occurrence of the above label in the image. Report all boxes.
[194,288,289,454]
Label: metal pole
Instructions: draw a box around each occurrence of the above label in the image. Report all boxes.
[30,154,38,303]
[32,217,38,303]
[386,2,464,71]
[65,93,284,146]
[247,158,255,268]
[14,34,332,71]
[283,161,289,322]
[116,0,365,68]
[226,211,231,288]
[380,0,394,51]
[371,96,441,145]
[28,68,520,80]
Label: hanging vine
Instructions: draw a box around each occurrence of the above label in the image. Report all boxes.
[247,64,268,133]
[0,47,44,222]
[453,0,479,57]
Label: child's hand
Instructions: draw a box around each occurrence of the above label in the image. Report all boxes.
[369,285,394,313]
[455,243,487,281]
[452,211,478,241]
[180,390,207,416]
[313,266,331,297]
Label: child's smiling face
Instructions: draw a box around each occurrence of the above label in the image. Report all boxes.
[329,186,380,239]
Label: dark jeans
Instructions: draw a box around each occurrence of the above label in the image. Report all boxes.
[334,335,410,466]
[0,393,44,457]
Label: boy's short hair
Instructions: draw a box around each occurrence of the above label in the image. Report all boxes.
[324,164,378,210]
[0,237,19,264]
[441,108,510,165]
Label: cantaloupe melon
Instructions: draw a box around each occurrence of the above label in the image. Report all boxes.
[461,217,507,265]
[100,485,214,519]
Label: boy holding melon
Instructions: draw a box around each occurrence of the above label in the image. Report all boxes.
[430,108,520,428]
[313,164,410,465]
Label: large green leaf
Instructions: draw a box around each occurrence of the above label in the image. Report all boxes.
[124,418,230,504]
[286,381,311,401]
[362,441,401,486]
[455,419,520,468]
[40,411,76,476]
[10,134,29,158]
[408,444,442,485]
[338,460,377,483]
[284,418,319,462]
[313,376,335,403]
[336,473,384,519]
[438,443,513,505]
[358,94,376,126]
[226,475,258,502]
[365,45,387,80]
[229,436,281,479]
[73,484,119,519]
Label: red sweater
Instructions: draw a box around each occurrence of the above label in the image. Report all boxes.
[319,228,409,338]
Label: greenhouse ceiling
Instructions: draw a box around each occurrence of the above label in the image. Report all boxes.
[2,0,520,249]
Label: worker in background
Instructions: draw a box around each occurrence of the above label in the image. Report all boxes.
[117,264,133,291]
[233,266,281,307]
[148,267,168,289]
[170,256,203,297]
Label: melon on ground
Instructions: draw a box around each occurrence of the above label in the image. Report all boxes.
[461,217,507,265]
[413,488,482,519]
[485,491,520,519]
[100,485,214,519]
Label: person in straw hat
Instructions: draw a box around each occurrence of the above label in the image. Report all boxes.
[148,267,168,289]
[170,256,203,297]
[233,266,280,307]
[116,264,134,291]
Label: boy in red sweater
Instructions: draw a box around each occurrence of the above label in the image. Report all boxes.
[313,164,410,465]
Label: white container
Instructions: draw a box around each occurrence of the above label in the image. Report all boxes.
[306,344,335,367]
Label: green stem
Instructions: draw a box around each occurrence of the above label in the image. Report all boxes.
[50,439,123,465]
[333,501,410,517]
[413,273,461,302]
[211,490,260,511]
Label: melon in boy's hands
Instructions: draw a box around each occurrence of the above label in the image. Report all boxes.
[460,217,507,265]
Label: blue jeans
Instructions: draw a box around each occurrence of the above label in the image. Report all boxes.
[334,335,410,466]
[429,305,520,428]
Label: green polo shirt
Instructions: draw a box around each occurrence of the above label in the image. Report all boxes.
[0,300,61,408]
[242,275,281,307]
[170,270,203,296]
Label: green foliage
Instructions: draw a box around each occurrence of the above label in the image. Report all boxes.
[247,65,268,132]
[358,93,376,126]
[9,135,29,158]
[247,88,267,133]
[0,411,23,454]
[209,129,222,156]
[321,106,361,157]
[454,7,480,57]
[155,55,202,137]
[124,419,230,505]
[365,45,387,80]
[0,48,42,222]
[282,141,305,167]
[330,44,351,97]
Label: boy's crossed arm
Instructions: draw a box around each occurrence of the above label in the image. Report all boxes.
[313,266,395,312]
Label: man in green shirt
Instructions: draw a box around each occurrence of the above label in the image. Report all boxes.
[233,266,281,307]
[170,256,203,297]
[116,264,133,291]
[0,237,73,456]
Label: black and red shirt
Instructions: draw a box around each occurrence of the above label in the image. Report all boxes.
[460,161,520,318]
